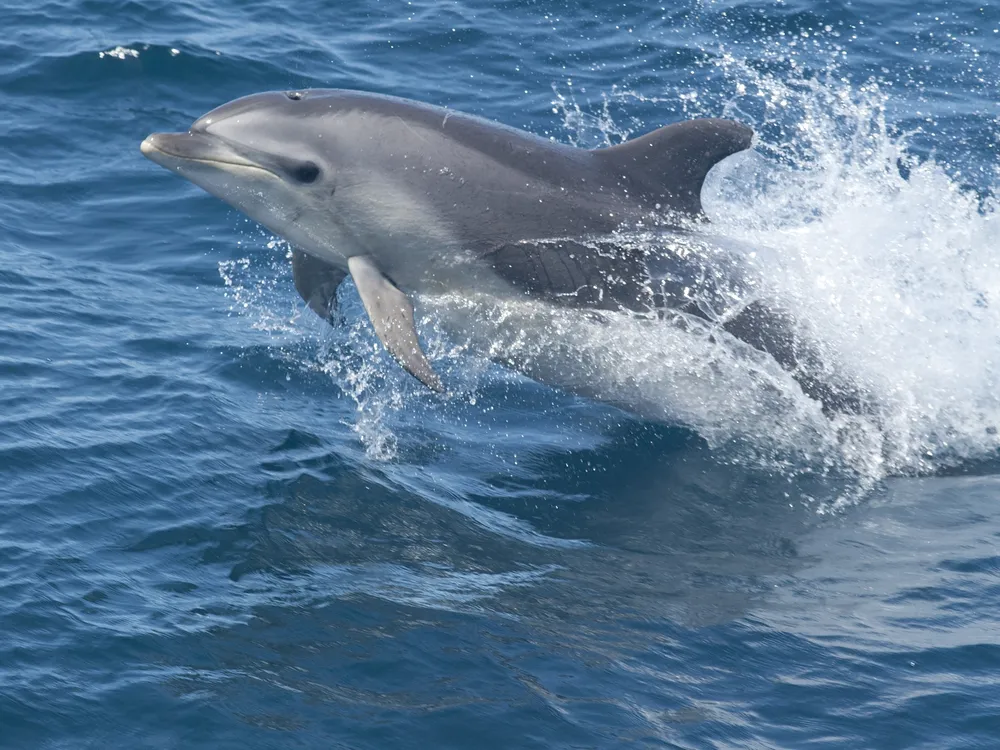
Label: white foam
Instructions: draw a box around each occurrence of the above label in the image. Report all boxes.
[551,49,1000,482]
[98,46,139,60]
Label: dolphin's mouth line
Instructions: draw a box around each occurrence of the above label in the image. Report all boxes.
[150,150,277,177]
[141,134,279,178]
[170,154,277,177]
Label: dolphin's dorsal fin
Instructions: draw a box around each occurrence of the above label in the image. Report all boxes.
[592,119,753,217]
[292,249,347,322]
[348,255,444,393]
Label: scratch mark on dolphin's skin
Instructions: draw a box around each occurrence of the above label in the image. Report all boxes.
[442,112,452,128]
[396,115,429,144]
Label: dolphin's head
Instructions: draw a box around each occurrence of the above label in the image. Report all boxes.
[141,91,351,265]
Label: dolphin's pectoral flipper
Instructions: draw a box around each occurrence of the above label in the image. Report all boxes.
[347,255,444,393]
[487,239,652,312]
[291,249,347,323]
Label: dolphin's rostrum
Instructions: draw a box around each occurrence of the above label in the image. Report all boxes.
[141,89,857,414]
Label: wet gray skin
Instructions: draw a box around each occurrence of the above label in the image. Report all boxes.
[142,89,859,413]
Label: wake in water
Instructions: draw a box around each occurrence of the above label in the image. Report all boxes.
[219,43,1000,493]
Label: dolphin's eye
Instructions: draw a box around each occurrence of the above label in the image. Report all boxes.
[285,91,304,100]
[291,162,320,184]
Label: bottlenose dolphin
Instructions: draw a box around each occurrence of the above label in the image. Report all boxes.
[141,89,856,414]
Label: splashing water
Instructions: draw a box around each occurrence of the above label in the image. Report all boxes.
[218,237,483,462]
[547,46,1000,479]
[703,55,1000,478]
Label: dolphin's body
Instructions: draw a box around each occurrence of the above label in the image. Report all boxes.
[141,89,855,414]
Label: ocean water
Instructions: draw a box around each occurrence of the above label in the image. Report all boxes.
[2,0,1000,747]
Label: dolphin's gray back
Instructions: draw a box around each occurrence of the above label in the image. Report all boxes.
[295,90,606,190]
[301,90,752,209]
[308,92,628,247]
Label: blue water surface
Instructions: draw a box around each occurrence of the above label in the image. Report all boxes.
[2,0,1000,747]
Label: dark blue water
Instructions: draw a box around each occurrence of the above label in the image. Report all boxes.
[3,0,1000,747]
